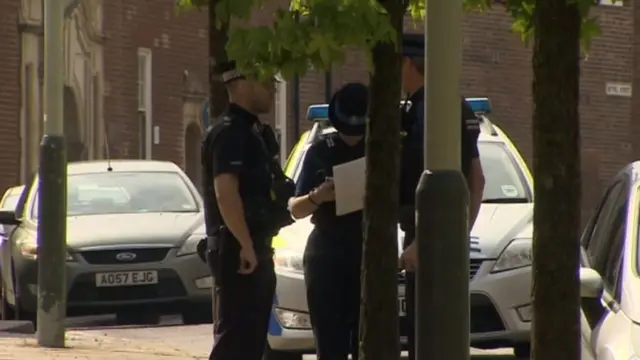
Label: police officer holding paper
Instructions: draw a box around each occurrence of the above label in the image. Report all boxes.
[288,83,369,360]
[398,34,486,360]
[200,61,294,360]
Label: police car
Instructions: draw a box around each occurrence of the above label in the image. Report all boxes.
[266,98,536,360]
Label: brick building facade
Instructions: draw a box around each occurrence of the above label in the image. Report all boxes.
[0,0,635,218]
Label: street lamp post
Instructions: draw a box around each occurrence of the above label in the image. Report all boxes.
[38,0,68,348]
[414,0,470,359]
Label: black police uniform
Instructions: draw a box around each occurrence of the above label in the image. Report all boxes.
[399,34,481,360]
[201,102,277,360]
[295,83,368,360]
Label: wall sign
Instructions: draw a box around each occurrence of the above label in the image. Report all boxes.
[605,82,632,97]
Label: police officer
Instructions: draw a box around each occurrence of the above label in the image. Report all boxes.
[398,34,486,360]
[201,61,289,360]
[288,83,369,360]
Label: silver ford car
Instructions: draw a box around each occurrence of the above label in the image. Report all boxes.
[0,160,212,325]
[265,98,536,360]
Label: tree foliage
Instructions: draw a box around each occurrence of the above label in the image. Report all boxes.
[177,0,606,80]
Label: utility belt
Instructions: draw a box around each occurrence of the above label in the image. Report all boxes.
[197,228,274,278]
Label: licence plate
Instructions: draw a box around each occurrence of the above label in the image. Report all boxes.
[398,297,407,316]
[95,271,158,287]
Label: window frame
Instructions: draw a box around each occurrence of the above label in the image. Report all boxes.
[582,178,629,300]
[137,48,153,159]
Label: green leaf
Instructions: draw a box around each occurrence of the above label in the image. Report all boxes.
[580,16,602,53]
[176,0,602,80]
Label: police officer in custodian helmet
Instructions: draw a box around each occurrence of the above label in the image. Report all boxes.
[200,61,294,360]
[288,83,369,360]
[397,34,486,360]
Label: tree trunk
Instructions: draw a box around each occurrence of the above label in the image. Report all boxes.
[208,0,229,122]
[531,1,581,359]
[359,2,405,359]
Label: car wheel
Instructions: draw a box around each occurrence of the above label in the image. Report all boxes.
[181,303,213,325]
[0,268,12,320]
[0,283,15,320]
[8,263,36,326]
[513,342,531,359]
[263,346,303,360]
[116,310,161,325]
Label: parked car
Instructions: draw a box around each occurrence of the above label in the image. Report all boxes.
[578,162,640,359]
[266,98,536,359]
[0,160,212,325]
[0,185,24,210]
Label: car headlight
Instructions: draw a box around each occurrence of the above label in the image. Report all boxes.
[177,234,205,257]
[19,243,74,261]
[274,249,304,274]
[491,238,532,273]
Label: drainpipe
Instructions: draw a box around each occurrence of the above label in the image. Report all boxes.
[324,69,332,103]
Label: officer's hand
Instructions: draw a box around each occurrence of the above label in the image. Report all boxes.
[238,246,258,274]
[399,242,418,272]
[312,179,335,203]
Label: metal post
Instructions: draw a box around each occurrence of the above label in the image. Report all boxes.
[37,0,67,348]
[415,0,469,358]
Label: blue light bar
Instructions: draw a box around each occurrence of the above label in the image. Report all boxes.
[306,104,329,121]
[307,98,491,121]
[466,97,492,115]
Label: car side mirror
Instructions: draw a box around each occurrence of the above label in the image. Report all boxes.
[579,267,603,298]
[0,210,20,226]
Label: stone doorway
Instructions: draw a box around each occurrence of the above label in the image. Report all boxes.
[63,86,85,162]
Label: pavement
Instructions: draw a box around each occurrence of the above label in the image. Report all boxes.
[0,316,517,359]
[0,331,206,359]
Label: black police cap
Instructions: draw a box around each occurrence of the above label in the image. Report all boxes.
[328,82,368,136]
[402,33,425,58]
[213,60,246,84]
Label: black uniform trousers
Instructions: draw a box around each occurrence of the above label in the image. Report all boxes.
[402,224,417,360]
[405,272,416,360]
[304,231,362,360]
[209,236,276,360]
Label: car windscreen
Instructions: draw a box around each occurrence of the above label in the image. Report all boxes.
[1,194,20,210]
[291,139,531,203]
[478,142,531,203]
[30,171,199,218]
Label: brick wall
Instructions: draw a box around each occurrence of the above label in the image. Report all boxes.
[102,1,209,166]
[0,0,636,211]
[299,5,635,218]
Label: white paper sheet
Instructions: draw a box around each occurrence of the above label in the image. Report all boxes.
[332,157,366,216]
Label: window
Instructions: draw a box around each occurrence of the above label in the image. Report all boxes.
[31,171,198,218]
[92,75,101,158]
[476,142,530,203]
[137,48,152,159]
[137,49,151,111]
[583,181,627,290]
[24,63,34,181]
[1,195,20,211]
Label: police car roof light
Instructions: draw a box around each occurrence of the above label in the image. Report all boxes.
[307,97,492,120]
[466,98,492,115]
[307,105,329,121]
